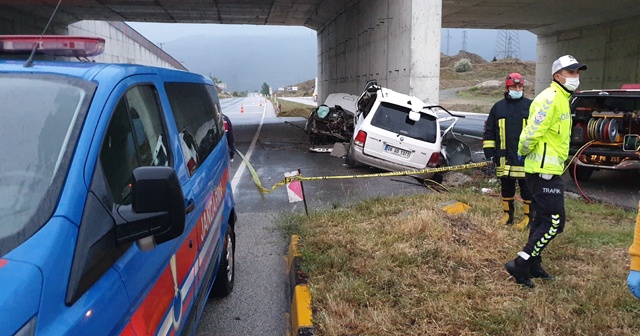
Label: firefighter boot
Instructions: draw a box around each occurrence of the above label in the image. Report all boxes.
[514,200,532,230]
[500,198,515,225]
[530,256,553,280]
[504,255,535,288]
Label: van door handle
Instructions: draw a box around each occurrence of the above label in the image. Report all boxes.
[185,199,195,214]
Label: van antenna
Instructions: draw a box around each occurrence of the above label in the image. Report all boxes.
[24,0,64,68]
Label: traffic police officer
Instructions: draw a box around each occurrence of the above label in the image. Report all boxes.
[505,55,587,288]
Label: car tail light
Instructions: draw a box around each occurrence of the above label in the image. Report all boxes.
[427,152,440,167]
[353,130,367,147]
[0,35,105,57]
[223,120,229,132]
[187,158,197,176]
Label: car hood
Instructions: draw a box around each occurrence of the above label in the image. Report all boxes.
[323,93,359,115]
[0,258,42,335]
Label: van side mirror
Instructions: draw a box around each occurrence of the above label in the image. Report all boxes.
[623,134,640,151]
[115,166,185,248]
[408,110,421,122]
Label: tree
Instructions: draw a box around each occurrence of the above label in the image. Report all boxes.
[261,82,270,96]
[209,75,222,84]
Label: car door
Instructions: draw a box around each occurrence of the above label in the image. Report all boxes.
[163,82,228,325]
[91,77,200,336]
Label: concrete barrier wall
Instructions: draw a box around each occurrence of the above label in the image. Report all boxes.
[536,17,640,92]
[68,21,184,70]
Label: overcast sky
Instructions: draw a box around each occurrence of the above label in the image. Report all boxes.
[127,23,537,90]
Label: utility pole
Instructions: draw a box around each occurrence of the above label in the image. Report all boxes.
[445,29,451,55]
[158,42,165,50]
[462,30,468,52]
[494,30,521,59]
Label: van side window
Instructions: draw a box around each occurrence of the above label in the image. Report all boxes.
[205,85,225,143]
[100,85,169,204]
[165,83,220,176]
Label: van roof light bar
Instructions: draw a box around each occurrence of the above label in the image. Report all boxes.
[0,35,105,58]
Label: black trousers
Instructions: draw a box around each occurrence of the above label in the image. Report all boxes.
[500,177,531,200]
[522,173,565,257]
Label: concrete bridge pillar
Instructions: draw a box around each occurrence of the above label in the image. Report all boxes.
[317,0,442,104]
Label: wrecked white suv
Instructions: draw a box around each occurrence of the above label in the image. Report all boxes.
[345,80,469,177]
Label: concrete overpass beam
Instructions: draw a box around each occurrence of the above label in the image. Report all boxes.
[318,0,441,104]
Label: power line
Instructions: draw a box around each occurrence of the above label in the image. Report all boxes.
[462,30,468,52]
[494,30,521,59]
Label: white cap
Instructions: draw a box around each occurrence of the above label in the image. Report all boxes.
[552,55,587,76]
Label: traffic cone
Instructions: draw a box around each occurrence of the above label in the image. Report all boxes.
[240,105,244,113]
[259,100,263,107]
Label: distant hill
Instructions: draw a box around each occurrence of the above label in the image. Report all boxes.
[162,33,316,92]
[440,50,536,89]
[274,79,315,97]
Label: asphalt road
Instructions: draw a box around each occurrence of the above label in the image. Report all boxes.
[196,97,431,335]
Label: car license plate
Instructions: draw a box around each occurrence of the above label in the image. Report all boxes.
[384,145,411,158]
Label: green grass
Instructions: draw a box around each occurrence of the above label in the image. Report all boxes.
[279,185,640,336]
[276,99,314,118]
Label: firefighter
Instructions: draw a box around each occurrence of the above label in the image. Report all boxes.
[505,55,587,288]
[483,72,532,229]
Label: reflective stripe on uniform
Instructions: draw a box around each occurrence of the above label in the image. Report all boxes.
[531,214,561,257]
[483,140,495,148]
[499,118,506,151]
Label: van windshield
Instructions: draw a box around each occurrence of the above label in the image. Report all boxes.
[370,102,437,142]
[0,74,94,256]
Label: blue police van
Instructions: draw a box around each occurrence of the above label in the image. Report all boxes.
[0,35,237,335]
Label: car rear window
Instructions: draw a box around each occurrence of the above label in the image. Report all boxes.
[370,102,437,142]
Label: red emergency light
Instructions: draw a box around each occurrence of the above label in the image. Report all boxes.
[621,84,640,90]
[0,35,105,57]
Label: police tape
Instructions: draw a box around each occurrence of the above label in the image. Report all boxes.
[235,148,491,195]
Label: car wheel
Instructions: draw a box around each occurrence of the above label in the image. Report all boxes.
[569,165,593,181]
[212,223,235,297]
[345,142,357,167]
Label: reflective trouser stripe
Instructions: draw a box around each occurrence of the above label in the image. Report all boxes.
[532,214,560,257]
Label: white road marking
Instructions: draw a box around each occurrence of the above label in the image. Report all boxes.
[230,101,267,195]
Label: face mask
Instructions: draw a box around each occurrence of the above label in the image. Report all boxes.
[508,90,523,99]
[559,75,580,91]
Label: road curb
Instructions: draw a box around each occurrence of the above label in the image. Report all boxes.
[286,235,314,336]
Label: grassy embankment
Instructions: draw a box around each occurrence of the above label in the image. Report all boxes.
[280,182,640,335]
[276,99,315,118]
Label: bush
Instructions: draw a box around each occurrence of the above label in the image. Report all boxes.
[454,58,473,73]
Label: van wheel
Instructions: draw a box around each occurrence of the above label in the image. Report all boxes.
[212,223,235,297]
[569,165,593,181]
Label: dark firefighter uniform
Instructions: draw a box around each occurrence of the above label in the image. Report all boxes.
[483,75,532,229]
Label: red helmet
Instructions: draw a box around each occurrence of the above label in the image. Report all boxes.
[505,73,524,87]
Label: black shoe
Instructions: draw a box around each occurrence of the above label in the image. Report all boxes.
[530,257,553,280]
[505,259,535,288]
